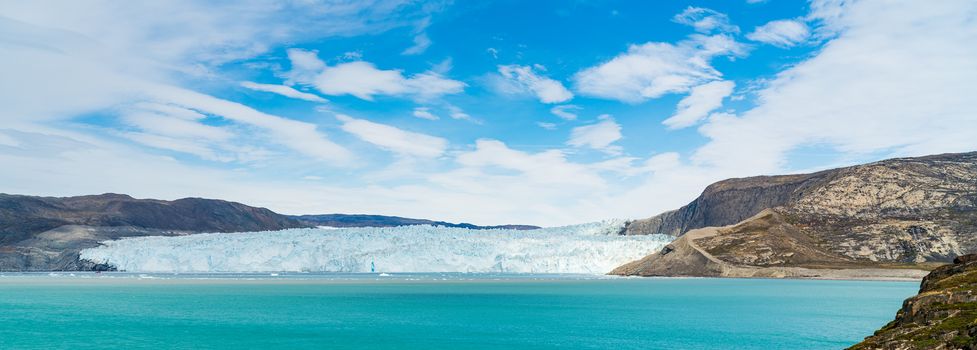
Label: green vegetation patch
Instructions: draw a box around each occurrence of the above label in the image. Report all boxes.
[900,310,977,346]
[931,269,977,291]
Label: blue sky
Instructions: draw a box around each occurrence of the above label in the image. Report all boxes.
[1,0,976,226]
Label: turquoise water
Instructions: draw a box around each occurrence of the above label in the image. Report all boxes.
[0,274,916,349]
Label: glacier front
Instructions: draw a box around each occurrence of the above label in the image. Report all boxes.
[80,221,672,274]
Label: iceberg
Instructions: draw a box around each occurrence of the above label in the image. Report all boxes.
[80,221,672,274]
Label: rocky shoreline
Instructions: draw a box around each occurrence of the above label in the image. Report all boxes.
[850,254,977,349]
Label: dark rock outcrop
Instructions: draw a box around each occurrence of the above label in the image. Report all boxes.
[850,254,977,349]
[616,151,977,277]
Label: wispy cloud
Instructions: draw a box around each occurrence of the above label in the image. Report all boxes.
[747,19,810,48]
[574,33,747,103]
[663,80,735,129]
[240,81,327,102]
[695,0,977,171]
[285,50,465,101]
[496,65,573,103]
[149,86,354,163]
[568,115,623,154]
[402,17,433,55]
[673,7,739,33]
[446,105,479,123]
[403,33,432,55]
[337,114,448,158]
[412,107,439,120]
[455,139,605,187]
[537,122,557,130]
[550,105,582,120]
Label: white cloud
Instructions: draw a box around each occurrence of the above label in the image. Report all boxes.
[537,122,557,130]
[694,0,977,172]
[455,139,605,187]
[336,114,447,158]
[550,105,582,120]
[589,152,684,177]
[574,34,747,103]
[401,72,467,100]
[317,62,408,99]
[747,19,810,48]
[402,17,433,55]
[402,33,432,55]
[497,65,573,103]
[807,0,854,37]
[240,81,327,102]
[122,132,231,162]
[285,51,466,101]
[663,80,735,129]
[340,51,364,61]
[132,103,207,120]
[120,111,232,141]
[149,85,354,163]
[673,7,739,33]
[412,107,439,120]
[446,105,479,123]
[568,115,623,154]
[430,58,454,75]
[0,1,439,166]
[0,1,438,71]
[283,48,327,85]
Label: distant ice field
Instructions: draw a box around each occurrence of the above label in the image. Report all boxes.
[80,221,672,274]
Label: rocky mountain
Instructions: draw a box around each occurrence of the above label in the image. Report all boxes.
[614,151,977,278]
[0,193,306,244]
[0,193,310,271]
[850,254,977,349]
[293,214,539,230]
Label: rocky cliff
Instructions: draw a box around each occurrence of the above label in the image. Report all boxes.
[623,173,821,236]
[615,151,977,277]
[850,254,977,349]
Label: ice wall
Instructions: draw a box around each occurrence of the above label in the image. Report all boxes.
[80,221,672,274]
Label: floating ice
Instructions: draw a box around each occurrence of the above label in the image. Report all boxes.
[80,221,672,274]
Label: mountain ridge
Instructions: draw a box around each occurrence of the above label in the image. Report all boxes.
[614,151,977,278]
[292,214,539,230]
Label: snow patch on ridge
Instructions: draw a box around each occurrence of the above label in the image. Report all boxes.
[80,221,672,274]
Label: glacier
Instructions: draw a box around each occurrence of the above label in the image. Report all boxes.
[79,221,673,274]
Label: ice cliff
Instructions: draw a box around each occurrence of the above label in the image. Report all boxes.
[80,221,672,274]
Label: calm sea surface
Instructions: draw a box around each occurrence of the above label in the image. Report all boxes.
[0,273,916,349]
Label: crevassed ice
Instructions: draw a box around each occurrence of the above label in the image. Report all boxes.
[80,220,672,274]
